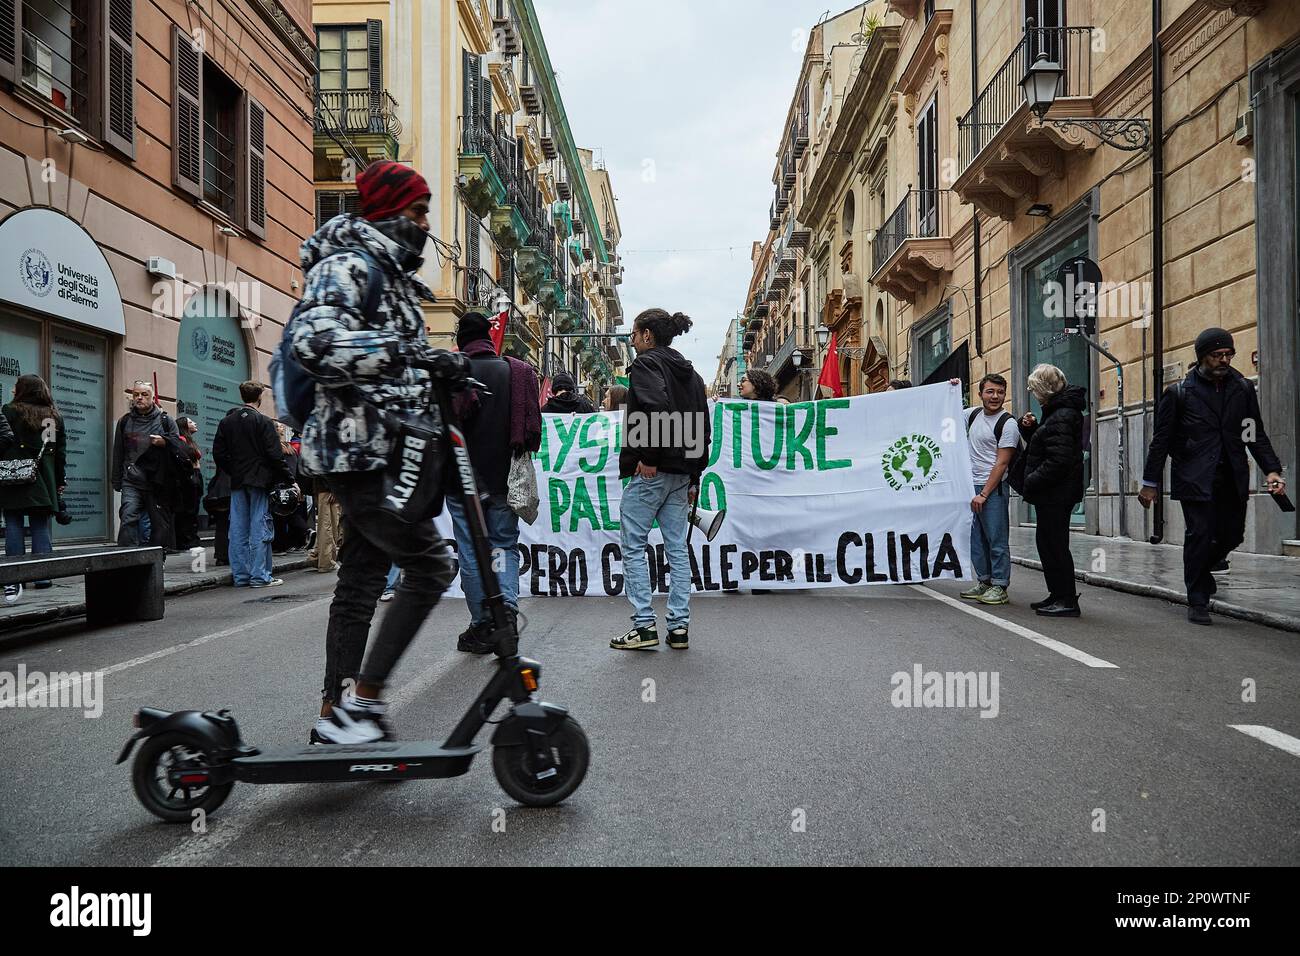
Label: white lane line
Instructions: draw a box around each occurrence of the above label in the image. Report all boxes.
[910,585,1119,669]
[3,598,333,709]
[151,648,474,867]
[1229,724,1300,758]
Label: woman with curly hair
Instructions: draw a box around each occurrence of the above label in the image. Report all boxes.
[739,368,777,402]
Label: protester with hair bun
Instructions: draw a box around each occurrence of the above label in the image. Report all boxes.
[611,308,710,652]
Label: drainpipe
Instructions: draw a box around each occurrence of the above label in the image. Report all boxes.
[970,0,983,360]
[1149,0,1166,543]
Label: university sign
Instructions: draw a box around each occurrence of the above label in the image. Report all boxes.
[0,208,125,335]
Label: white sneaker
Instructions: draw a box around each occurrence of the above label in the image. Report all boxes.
[3,584,22,605]
[249,577,284,588]
[379,589,395,603]
[314,690,389,744]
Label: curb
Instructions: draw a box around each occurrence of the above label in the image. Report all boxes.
[1009,555,1300,634]
[0,557,312,635]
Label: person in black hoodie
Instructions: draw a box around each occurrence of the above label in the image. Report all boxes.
[1012,363,1086,618]
[1139,328,1285,625]
[542,371,595,414]
[611,308,711,651]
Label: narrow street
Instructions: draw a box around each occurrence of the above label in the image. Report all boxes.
[3,570,1296,866]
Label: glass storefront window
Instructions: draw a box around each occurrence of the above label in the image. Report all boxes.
[913,306,951,382]
[49,326,108,540]
[1023,230,1092,525]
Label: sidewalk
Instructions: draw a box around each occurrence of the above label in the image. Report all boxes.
[1008,527,1300,633]
[0,545,314,634]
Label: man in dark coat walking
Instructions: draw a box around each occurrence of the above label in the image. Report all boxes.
[1140,327,1286,625]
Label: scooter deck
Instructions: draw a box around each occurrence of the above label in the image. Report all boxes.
[233,741,481,784]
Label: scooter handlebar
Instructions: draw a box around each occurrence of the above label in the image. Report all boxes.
[405,349,492,396]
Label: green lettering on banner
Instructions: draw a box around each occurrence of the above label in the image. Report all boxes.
[596,475,619,529]
[578,415,610,474]
[707,403,726,467]
[751,402,784,470]
[784,402,814,470]
[569,478,601,531]
[699,471,727,512]
[816,399,852,471]
[726,403,746,468]
[548,477,571,533]
[536,419,552,471]
[551,417,582,471]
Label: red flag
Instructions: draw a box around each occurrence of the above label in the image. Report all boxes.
[489,307,507,355]
[539,376,553,408]
[152,371,161,407]
[817,332,842,398]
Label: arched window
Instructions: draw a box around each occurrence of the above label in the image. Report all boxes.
[842,191,855,236]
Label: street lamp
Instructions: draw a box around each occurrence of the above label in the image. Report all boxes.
[1021,50,1151,151]
[815,324,830,350]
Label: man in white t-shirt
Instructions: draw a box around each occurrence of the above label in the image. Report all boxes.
[960,373,1020,606]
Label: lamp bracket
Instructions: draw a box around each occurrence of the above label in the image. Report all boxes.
[1045,116,1151,151]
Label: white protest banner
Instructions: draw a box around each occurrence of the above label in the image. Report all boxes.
[434,382,974,596]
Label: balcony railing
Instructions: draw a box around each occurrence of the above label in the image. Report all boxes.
[958,25,1093,172]
[462,120,504,175]
[872,188,951,274]
[315,89,402,139]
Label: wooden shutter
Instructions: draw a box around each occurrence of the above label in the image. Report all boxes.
[103,0,135,157]
[461,50,475,135]
[171,25,202,198]
[0,0,18,84]
[466,214,480,301]
[478,56,491,136]
[366,19,382,97]
[316,191,340,229]
[244,94,267,238]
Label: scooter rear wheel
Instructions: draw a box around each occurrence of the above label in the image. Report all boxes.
[492,716,590,807]
[132,731,233,823]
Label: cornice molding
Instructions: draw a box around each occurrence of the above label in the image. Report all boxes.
[251,0,316,72]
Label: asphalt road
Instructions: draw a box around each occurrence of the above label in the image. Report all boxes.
[1,570,1297,866]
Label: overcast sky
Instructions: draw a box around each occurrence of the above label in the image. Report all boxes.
[534,0,855,377]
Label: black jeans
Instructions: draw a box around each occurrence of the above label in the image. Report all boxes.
[1034,502,1076,600]
[1180,471,1247,609]
[320,470,455,703]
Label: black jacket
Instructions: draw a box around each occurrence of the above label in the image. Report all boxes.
[1142,368,1282,501]
[619,346,711,479]
[462,351,514,496]
[1018,385,1087,508]
[542,392,596,414]
[212,405,292,491]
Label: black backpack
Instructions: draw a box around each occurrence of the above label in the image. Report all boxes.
[967,407,1025,492]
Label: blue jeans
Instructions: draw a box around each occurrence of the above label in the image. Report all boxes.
[446,494,520,624]
[229,487,274,585]
[970,481,1011,587]
[620,472,692,629]
[384,563,401,591]
[6,511,54,587]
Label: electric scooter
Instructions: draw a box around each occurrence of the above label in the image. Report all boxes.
[117,350,590,822]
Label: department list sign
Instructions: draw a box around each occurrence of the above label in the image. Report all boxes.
[50,329,108,540]
[177,289,249,493]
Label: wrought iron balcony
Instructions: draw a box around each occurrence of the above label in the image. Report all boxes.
[315,89,402,139]
[459,121,507,217]
[769,199,780,231]
[954,25,1096,221]
[871,188,953,304]
[782,150,796,189]
[784,216,810,250]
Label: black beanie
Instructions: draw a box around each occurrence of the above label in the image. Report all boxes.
[551,371,575,393]
[1194,327,1234,361]
[456,311,492,349]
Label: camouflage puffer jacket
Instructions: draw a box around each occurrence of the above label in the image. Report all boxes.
[290,214,434,475]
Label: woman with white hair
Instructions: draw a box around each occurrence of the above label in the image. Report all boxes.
[1012,363,1086,617]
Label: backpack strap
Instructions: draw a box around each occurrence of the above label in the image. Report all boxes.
[993,411,1012,443]
[966,407,980,431]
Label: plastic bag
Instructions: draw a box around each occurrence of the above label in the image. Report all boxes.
[506,451,539,525]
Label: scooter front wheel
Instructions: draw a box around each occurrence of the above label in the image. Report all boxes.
[132,731,233,823]
[492,716,590,807]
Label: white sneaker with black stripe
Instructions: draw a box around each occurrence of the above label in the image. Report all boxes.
[312,689,389,744]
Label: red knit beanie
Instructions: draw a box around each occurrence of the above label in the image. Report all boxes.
[356,161,431,221]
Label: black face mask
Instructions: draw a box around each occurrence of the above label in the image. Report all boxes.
[372,216,428,271]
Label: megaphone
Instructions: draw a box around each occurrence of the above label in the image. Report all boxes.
[689,506,726,542]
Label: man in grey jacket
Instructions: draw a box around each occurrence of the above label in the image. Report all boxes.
[111,381,178,546]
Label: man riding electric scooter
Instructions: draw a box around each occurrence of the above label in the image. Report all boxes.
[292,160,461,745]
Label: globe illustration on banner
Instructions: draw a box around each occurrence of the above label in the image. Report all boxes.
[882,434,943,491]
